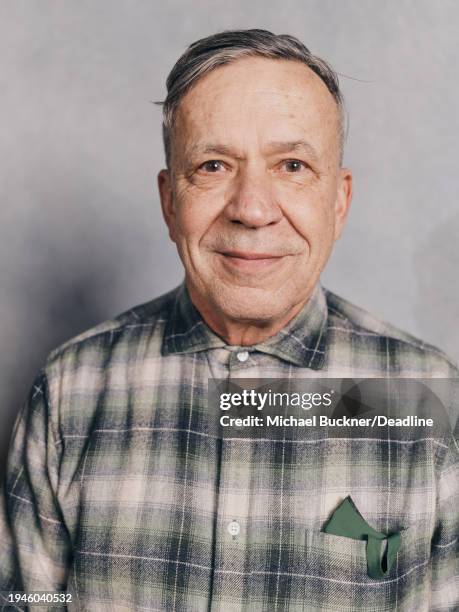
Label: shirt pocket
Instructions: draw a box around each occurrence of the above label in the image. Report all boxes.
[303,525,431,611]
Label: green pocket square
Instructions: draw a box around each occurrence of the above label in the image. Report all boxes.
[322,496,401,579]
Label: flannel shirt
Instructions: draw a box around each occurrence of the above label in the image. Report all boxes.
[1,282,458,611]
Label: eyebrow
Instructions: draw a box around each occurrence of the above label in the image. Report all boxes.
[190,143,238,158]
[186,139,320,162]
[264,140,319,161]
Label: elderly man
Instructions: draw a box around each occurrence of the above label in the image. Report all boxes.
[1,29,457,612]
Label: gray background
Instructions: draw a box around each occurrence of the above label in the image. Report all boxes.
[1,1,458,470]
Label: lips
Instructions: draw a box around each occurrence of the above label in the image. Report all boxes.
[217,249,286,273]
[220,250,283,260]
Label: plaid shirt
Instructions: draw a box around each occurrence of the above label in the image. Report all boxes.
[1,282,457,611]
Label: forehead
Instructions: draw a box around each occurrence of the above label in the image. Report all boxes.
[173,56,340,158]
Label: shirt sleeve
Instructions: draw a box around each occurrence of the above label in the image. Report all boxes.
[0,369,72,600]
[430,421,459,611]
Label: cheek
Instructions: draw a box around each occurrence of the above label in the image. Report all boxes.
[286,200,335,250]
[174,196,218,248]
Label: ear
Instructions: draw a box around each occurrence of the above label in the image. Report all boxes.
[333,167,353,241]
[158,169,177,243]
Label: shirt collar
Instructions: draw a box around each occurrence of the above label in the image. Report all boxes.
[162,282,328,369]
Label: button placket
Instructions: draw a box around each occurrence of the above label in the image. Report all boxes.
[213,441,250,583]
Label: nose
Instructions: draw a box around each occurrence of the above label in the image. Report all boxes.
[223,166,283,228]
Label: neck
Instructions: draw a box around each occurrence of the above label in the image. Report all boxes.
[187,285,309,346]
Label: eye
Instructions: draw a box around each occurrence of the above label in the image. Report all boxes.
[282,159,308,173]
[199,160,226,173]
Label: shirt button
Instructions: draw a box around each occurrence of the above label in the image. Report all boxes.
[237,351,249,363]
[227,520,240,536]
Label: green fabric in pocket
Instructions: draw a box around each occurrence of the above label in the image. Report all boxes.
[322,496,401,579]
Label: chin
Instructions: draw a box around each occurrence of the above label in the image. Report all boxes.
[212,284,287,323]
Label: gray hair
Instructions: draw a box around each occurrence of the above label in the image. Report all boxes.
[156,29,347,168]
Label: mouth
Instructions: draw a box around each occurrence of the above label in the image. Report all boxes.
[217,250,286,273]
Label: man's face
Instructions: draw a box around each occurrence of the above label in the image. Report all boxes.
[158,57,352,327]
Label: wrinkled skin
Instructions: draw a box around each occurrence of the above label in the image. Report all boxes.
[158,57,353,345]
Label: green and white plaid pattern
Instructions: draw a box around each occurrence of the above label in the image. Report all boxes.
[1,283,458,611]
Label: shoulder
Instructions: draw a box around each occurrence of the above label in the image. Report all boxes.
[44,285,179,372]
[39,286,180,428]
[323,287,459,377]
